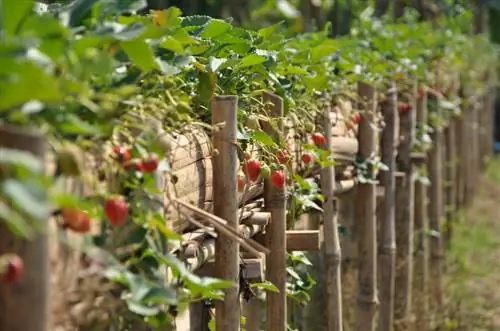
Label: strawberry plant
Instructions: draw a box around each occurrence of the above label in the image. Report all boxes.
[0,0,497,329]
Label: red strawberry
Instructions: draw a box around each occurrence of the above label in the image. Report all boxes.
[399,103,411,113]
[237,172,247,193]
[133,159,145,172]
[2,255,24,285]
[302,153,313,165]
[104,196,129,226]
[352,112,362,124]
[141,154,159,173]
[61,208,91,233]
[271,171,285,189]
[277,150,291,165]
[244,160,261,182]
[111,146,131,165]
[311,133,327,147]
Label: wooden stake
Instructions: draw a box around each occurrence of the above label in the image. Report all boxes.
[413,86,429,330]
[378,83,397,331]
[212,96,240,331]
[444,118,457,248]
[394,83,417,329]
[427,96,444,317]
[0,125,49,331]
[320,99,343,331]
[262,92,287,331]
[243,297,261,331]
[355,81,379,331]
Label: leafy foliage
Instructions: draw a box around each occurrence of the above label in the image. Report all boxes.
[0,0,497,329]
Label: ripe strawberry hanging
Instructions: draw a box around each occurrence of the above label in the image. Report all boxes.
[244,160,261,182]
[352,112,362,125]
[141,153,159,173]
[1,255,24,285]
[111,146,131,165]
[311,133,326,147]
[399,103,411,113]
[104,196,129,226]
[61,208,91,233]
[271,171,285,189]
[277,150,291,165]
[302,153,313,165]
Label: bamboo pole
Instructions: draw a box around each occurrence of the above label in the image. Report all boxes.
[427,95,444,318]
[243,298,261,331]
[463,104,473,207]
[413,86,429,330]
[212,96,240,331]
[444,117,457,248]
[455,87,467,209]
[378,83,397,331]
[262,92,287,331]
[320,98,343,331]
[0,125,49,331]
[356,82,379,331]
[394,83,416,329]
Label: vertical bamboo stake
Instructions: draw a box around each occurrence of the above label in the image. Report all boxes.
[455,88,467,209]
[320,99,343,331]
[212,96,240,331]
[262,92,287,331]
[243,298,261,331]
[464,105,473,206]
[378,83,397,331]
[444,117,457,248]
[471,103,479,199]
[395,83,417,328]
[427,95,444,318]
[413,87,429,330]
[189,302,210,331]
[0,125,49,331]
[356,82,379,331]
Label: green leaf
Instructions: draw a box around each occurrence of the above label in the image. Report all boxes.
[2,0,33,36]
[198,70,216,103]
[66,0,99,27]
[237,54,267,68]
[310,40,338,62]
[208,57,226,72]
[126,300,160,317]
[121,39,158,73]
[0,200,34,238]
[251,130,277,148]
[160,36,184,53]
[258,22,284,40]
[156,59,181,76]
[0,148,43,174]
[250,281,279,293]
[58,114,101,135]
[0,62,62,111]
[1,179,49,223]
[200,19,232,38]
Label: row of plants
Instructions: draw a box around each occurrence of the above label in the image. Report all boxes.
[0,0,497,329]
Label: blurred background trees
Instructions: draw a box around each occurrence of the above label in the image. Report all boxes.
[36,0,497,40]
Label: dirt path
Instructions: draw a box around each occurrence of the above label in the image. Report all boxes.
[444,158,500,330]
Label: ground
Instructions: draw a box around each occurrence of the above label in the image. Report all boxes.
[444,157,500,330]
